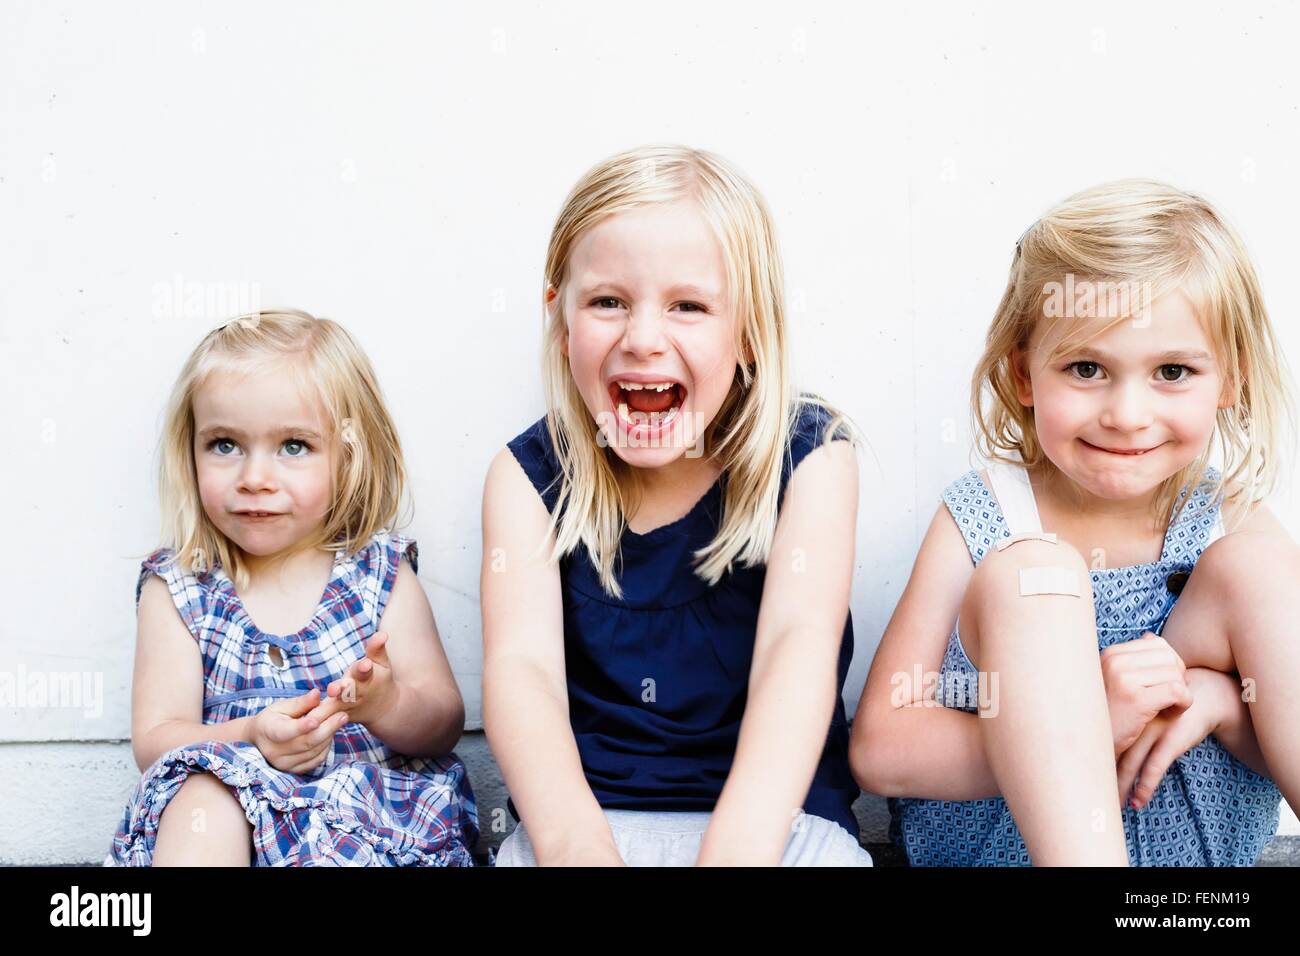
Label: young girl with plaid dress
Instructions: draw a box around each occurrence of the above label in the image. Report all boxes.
[107,309,478,866]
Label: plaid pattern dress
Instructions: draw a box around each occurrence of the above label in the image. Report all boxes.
[106,530,479,867]
[889,465,1282,866]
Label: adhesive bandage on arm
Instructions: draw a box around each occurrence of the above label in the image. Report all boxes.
[992,531,1083,597]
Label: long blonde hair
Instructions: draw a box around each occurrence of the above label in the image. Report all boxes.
[973,179,1296,530]
[538,144,860,599]
[153,308,410,590]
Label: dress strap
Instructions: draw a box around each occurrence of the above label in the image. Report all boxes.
[984,461,1043,536]
[1205,513,1226,546]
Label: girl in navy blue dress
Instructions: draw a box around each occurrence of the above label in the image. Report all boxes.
[108,309,478,866]
[482,144,873,866]
[854,180,1300,865]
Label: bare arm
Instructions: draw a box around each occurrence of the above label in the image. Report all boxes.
[131,574,255,771]
[363,559,466,758]
[850,500,1004,801]
[697,439,859,865]
[480,447,620,864]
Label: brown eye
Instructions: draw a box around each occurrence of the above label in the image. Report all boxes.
[1068,361,1101,380]
[1159,365,1191,383]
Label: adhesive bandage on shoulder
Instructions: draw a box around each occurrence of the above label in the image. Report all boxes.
[994,531,1058,551]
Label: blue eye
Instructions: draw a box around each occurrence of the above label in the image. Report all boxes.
[283,439,311,456]
[208,438,239,455]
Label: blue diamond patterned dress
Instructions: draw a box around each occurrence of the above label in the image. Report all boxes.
[888,463,1282,866]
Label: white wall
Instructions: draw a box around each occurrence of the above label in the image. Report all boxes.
[2,0,1297,862]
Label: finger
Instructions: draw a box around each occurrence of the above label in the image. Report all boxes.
[1104,633,1166,655]
[300,738,334,773]
[304,710,350,749]
[1139,681,1193,717]
[265,710,317,744]
[272,687,322,717]
[305,694,344,723]
[1120,664,1189,690]
[365,631,392,667]
[1116,720,1164,806]
[1133,735,1185,809]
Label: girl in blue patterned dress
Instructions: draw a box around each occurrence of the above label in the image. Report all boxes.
[853,180,1300,865]
[481,145,873,866]
[107,309,478,866]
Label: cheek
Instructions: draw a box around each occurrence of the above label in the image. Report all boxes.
[687,331,738,396]
[194,460,227,508]
[565,320,610,380]
[1030,382,1087,439]
[298,461,335,513]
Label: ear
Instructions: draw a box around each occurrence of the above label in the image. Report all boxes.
[1011,347,1034,407]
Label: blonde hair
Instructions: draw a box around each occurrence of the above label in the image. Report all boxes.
[973,179,1296,530]
[153,308,410,590]
[537,144,861,599]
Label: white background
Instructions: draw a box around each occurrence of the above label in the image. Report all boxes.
[2,0,1297,860]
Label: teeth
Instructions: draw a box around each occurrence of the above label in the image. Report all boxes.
[616,381,675,391]
[617,403,681,429]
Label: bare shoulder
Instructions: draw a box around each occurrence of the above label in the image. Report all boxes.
[916,497,978,581]
[483,446,551,530]
[136,572,193,642]
[786,435,859,498]
[1216,481,1290,537]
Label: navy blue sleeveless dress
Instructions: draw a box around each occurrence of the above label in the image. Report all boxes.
[505,399,861,837]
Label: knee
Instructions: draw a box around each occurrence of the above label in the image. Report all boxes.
[1194,530,1299,606]
[959,536,1093,666]
[164,772,241,818]
[966,535,1091,614]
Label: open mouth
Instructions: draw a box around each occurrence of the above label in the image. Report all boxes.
[606,379,688,432]
[235,511,283,519]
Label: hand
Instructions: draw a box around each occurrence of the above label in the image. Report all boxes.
[250,687,350,774]
[1115,667,1232,810]
[323,631,399,727]
[544,841,626,867]
[1100,633,1193,757]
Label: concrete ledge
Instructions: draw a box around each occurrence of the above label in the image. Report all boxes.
[3,733,1296,866]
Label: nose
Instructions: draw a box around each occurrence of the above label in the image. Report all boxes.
[619,304,669,358]
[1098,379,1154,433]
[236,449,278,493]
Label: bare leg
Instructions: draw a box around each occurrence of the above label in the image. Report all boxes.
[1160,531,1300,809]
[153,771,253,866]
[960,537,1129,865]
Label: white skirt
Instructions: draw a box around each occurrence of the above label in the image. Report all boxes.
[493,808,873,867]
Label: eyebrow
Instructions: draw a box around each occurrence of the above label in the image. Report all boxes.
[576,281,723,302]
[196,425,324,441]
[1062,347,1214,364]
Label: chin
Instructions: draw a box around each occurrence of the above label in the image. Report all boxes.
[1048,452,1166,502]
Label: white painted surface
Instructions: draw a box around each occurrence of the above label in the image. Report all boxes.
[2,1,1297,863]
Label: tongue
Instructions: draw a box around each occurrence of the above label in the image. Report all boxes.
[625,387,676,414]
